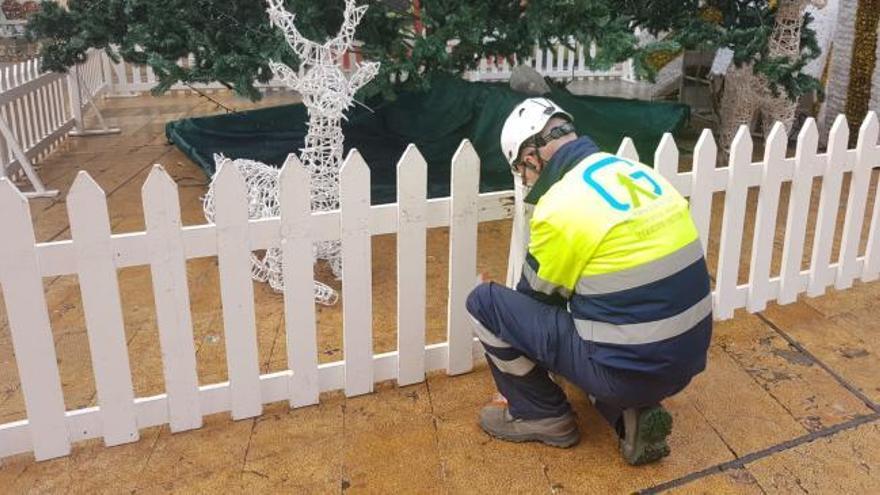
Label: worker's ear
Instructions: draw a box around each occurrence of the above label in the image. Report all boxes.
[529,152,547,173]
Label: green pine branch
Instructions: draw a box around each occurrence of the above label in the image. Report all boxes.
[27,0,821,102]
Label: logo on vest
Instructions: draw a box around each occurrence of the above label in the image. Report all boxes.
[582,156,663,211]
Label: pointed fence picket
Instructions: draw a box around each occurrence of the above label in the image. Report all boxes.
[715,126,752,320]
[1,113,880,462]
[689,130,716,252]
[143,166,202,432]
[617,136,639,161]
[213,163,263,420]
[340,150,374,397]
[447,140,480,376]
[396,145,428,386]
[279,155,320,408]
[779,120,820,304]
[67,173,139,447]
[0,180,69,461]
[837,114,879,289]
[655,134,684,194]
[747,123,787,313]
[808,116,848,296]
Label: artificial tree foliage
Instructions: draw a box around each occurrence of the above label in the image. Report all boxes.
[27,0,820,101]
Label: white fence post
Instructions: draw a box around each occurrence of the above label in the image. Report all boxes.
[836,112,879,289]
[143,165,202,432]
[18,64,33,148]
[747,123,787,312]
[340,150,374,396]
[213,162,263,420]
[397,145,428,386]
[447,140,479,376]
[864,120,880,282]
[67,172,139,447]
[101,51,114,95]
[655,133,684,193]
[808,115,848,296]
[67,65,85,134]
[505,177,530,288]
[617,136,639,161]
[68,54,121,137]
[0,179,69,460]
[279,155,320,408]
[779,119,820,304]
[689,129,716,251]
[715,126,751,320]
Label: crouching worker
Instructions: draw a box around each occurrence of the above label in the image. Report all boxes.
[466,98,712,465]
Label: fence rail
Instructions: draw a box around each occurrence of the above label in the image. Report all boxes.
[1,113,879,462]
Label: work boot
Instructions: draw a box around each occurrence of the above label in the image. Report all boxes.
[619,406,673,465]
[479,405,580,448]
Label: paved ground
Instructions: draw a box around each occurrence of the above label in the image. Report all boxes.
[0,87,879,493]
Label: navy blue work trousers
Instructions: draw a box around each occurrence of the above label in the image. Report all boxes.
[466,282,692,431]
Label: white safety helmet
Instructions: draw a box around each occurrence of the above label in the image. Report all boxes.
[500,97,574,168]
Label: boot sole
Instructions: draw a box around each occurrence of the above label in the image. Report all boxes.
[479,419,581,448]
[621,407,673,465]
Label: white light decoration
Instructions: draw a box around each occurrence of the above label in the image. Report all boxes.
[267,0,379,278]
[718,0,827,151]
[203,155,339,304]
[203,0,378,305]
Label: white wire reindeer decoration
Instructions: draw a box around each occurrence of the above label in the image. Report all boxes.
[267,0,378,276]
[203,155,339,304]
[203,0,378,305]
[718,0,826,151]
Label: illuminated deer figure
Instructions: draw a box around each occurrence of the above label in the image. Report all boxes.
[267,0,378,278]
[719,0,826,151]
[204,1,378,305]
[267,0,378,216]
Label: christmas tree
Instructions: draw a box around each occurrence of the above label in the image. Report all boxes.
[28,1,821,102]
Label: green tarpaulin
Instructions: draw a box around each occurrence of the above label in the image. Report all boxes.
[166,76,689,204]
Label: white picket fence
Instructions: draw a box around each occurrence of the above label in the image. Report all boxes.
[465,43,633,83]
[0,49,108,197]
[103,41,631,96]
[1,113,879,462]
[506,116,880,319]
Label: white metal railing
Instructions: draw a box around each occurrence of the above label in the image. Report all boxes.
[1,113,879,462]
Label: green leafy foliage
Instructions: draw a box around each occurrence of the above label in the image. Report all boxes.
[26,0,821,102]
[646,1,823,99]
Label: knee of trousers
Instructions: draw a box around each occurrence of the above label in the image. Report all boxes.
[465,282,494,321]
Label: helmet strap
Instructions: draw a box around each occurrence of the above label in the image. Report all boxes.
[530,121,576,149]
[512,121,573,176]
